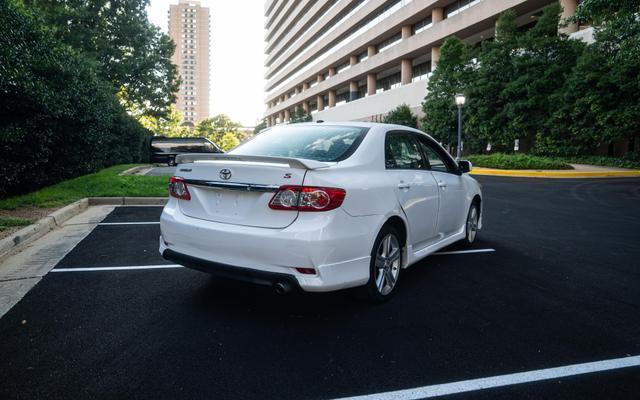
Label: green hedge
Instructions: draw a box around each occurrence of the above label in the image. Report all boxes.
[466,153,572,170]
[0,1,151,197]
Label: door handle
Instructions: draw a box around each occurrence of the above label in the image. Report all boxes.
[397,183,411,190]
[437,181,447,189]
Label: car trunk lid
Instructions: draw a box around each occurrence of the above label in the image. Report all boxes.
[174,154,330,228]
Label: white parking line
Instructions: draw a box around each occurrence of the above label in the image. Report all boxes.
[51,249,494,273]
[98,222,160,225]
[332,355,640,400]
[51,264,182,272]
[433,248,495,255]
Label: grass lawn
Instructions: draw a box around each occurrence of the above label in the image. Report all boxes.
[0,164,169,210]
[0,217,33,232]
[466,153,573,170]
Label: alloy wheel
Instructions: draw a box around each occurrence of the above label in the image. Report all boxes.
[374,234,401,295]
[467,206,479,243]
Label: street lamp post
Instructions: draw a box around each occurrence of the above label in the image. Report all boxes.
[455,93,466,161]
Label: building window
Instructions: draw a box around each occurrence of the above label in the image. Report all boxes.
[445,0,482,18]
[376,72,401,93]
[413,16,433,34]
[336,62,350,74]
[377,33,402,53]
[411,62,431,82]
[266,0,413,98]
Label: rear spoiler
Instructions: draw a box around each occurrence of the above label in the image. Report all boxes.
[174,153,332,170]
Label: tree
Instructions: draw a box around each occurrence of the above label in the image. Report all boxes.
[24,0,179,118]
[195,114,242,147]
[118,88,188,137]
[140,106,191,138]
[465,10,520,152]
[220,132,240,151]
[0,0,151,196]
[541,46,617,155]
[289,107,312,123]
[552,0,640,157]
[501,3,585,152]
[383,104,418,128]
[571,0,640,27]
[253,120,268,134]
[421,37,473,149]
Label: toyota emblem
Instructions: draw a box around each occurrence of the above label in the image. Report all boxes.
[219,169,232,180]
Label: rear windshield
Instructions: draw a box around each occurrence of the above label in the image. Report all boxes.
[230,125,368,162]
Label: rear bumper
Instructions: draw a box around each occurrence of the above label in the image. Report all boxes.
[159,199,383,292]
[162,248,301,290]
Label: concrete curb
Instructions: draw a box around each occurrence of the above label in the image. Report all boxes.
[0,197,167,259]
[118,165,153,176]
[470,169,640,179]
[0,199,88,258]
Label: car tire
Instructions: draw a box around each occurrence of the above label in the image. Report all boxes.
[363,225,402,303]
[464,202,480,245]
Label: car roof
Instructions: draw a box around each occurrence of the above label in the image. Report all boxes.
[283,121,430,137]
[289,121,392,129]
[151,137,210,142]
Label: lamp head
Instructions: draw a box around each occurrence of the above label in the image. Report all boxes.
[455,93,466,107]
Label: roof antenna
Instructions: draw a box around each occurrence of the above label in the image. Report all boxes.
[316,120,324,123]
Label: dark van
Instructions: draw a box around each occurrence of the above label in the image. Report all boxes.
[151,137,223,166]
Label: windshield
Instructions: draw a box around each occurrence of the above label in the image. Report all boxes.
[229,125,368,162]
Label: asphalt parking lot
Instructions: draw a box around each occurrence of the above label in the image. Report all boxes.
[1,176,639,399]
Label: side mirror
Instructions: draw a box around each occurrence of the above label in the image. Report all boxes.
[458,160,472,174]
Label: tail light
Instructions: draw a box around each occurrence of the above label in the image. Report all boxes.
[169,176,191,200]
[269,185,345,212]
[295,267,317,275]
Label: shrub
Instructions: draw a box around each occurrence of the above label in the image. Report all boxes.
[0,2,151,197]
[466,153,572,170]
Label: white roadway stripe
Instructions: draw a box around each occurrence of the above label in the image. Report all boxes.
[433,248,496,255]
[333,355,640,400]
[51,264,182,272]
[98,222,160,225]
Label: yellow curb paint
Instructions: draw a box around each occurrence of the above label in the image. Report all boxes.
[470,169,640,178]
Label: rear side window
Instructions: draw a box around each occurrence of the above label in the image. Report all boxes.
[230,125,368,162]
[385,132,427,170]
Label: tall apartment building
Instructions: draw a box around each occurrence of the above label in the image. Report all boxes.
[169,0,210,126]
[263,0,590,125]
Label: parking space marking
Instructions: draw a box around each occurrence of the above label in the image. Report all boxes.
[333,355,640,400]
[49,249,495,274]
[433,248,495,256]
[51,264,182,272]
[98,222,160,226]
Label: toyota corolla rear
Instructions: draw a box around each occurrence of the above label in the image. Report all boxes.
[159,124,380,293]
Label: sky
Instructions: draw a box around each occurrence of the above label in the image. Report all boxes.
[147,0,266,127]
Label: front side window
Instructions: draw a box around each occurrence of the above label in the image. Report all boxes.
[415,136,454,173]
[385,132,427,169]
[230,125,368,162]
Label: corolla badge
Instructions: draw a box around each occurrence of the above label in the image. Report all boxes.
[219,169,232,180]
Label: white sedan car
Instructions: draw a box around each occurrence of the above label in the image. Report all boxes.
[160,122,482,301]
